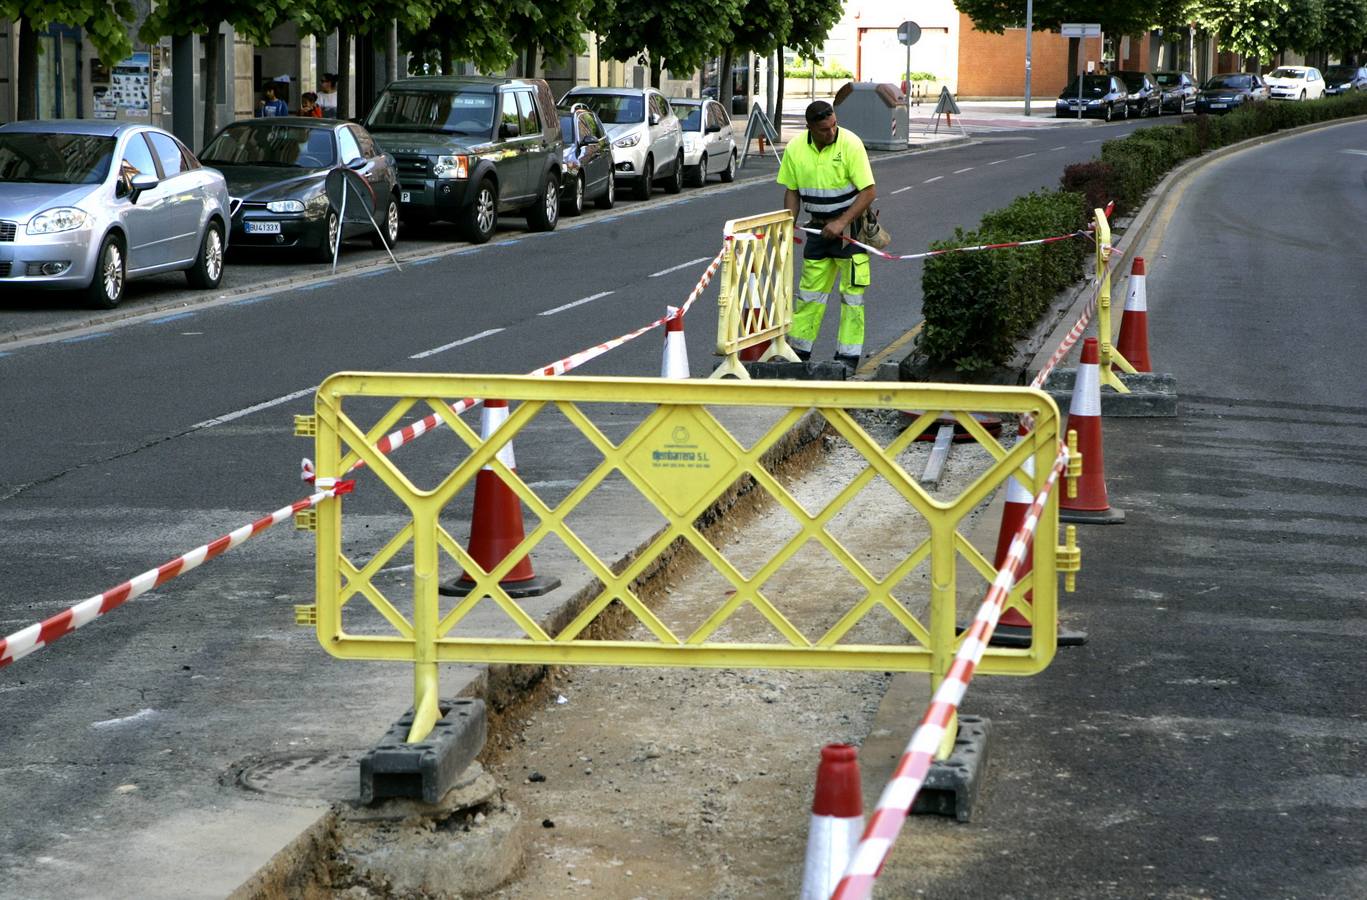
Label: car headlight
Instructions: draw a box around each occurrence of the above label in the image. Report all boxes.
[266,199,305,213]
[1087,99,1103,106]
[433,154,469,179]
[683,133,698,149]
[614,133,641,149]
[27,207,89,235]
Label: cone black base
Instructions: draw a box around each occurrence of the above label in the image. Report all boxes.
[986,624,1089,648]
[1060,506,1126,524]
[438,573,562,598]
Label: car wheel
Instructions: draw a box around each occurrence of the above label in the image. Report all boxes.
[686,154,706,188]
[1104,103,1113,122]
[371,195,400,249]
[185,220,225,289]
[1299,90,1306,101]
[665,152,684,194]
[633,157,653,201]
[85,234,125,309]
[596,171,616,209]
[720,150,737,183]
[461,179,498,244]
[313,209,340,262]
[563,174,585,217]
[526,173,559,231]
[1121,101,1130,119]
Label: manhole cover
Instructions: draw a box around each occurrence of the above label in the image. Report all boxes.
[232,750,364,803]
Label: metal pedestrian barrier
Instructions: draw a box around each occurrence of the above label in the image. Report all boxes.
[298,374,1077,742]
[711,210,801,379]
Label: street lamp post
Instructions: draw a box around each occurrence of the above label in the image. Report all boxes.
[1023,0,1034,115]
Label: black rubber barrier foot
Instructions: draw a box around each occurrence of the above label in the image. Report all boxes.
[986,623,1089,648]
[438,573,562,598]
[360,698,487,805]
[911,715,990,823]
[1059,506,1126,525]
[714,359,849,381]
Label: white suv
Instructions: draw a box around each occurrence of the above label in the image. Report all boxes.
[560,87,683,200]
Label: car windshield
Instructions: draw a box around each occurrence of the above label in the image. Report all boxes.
[570,94,644,125]
[1117,73,1147,90]
[1154,73,1182,85]
[1062,76,1113,96]
[1324,66,1356,81]
[0,132,115,184]
[1268,68,1306,79]
[365,89,496,135]
[200,123,337,168]
[675,104,703,130]
[1204,74,1251,90]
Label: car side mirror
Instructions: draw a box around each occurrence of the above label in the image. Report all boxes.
[127,172,159,203]
[649,113,660,126]
[499,121,521,139]
[346,156,366,170]
[706,123,721,133]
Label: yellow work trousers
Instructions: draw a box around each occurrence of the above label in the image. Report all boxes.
[788,254,870,358]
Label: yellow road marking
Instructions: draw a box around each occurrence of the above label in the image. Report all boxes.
[859,321,924,376]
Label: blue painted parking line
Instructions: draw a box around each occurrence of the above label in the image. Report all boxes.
[60,332,111,343]
[232,295,273,306]
[297,280,338,291]
[149,311,196,324]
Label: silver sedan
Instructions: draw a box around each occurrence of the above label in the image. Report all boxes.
[0,120,229,308]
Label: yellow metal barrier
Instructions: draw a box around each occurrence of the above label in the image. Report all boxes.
[711,210,802,379]
[307,375,1073,741]
[1094,207,1136,392]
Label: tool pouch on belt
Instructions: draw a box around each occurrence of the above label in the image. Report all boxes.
[854,208,892,250]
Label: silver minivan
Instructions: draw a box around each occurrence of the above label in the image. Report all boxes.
[0,120,229,308]
[560,87,683,200]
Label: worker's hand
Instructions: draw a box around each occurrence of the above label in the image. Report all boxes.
[822,218,848,241]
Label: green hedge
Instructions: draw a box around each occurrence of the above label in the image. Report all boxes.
[783,62,853,79]
[919,92,1367,376]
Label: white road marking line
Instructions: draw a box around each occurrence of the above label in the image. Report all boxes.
[891,186,913,195]
[1341,149,1367,156]
[1015,152,1036,159]
[409,327,506,358]
[988,159,1006,165]
[953,166,975,174]
[1049,145,1066,151]
[539,291,615,317]
[924,175,944,183]
[1085,139,1103,144]
[649,257,711,278]
[192,385,320,429]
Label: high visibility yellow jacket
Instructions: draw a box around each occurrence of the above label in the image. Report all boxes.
[777,127,875,220]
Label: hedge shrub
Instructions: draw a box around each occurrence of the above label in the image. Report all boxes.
[918,92,1367,377]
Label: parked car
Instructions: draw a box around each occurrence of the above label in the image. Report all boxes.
[362,76,563,244]
[1054,75,1130,121]
[557,104,615,216]
[1195,73,1267,114]
[561,86,684,200]
[1153,71,1197,112]
[670,97,739,186]
[1265,66,1325,101]
[1114,71,1163,117]
[200,117,401,262]
[1322,64,1367,95]
[0,120,227,308]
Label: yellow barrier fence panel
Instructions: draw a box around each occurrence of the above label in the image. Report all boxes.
[1095,207,1134,392]
[310,375,1069,739]
[711,210,801,379]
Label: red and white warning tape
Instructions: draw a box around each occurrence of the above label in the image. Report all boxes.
[798,226,1091,261]
[0,480,355,668]
[304,247,728,482]
[830,444,1069,900]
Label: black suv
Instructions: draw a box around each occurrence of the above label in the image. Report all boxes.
[363,76,563,243]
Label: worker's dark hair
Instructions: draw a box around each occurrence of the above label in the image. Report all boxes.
[805,100,834,123]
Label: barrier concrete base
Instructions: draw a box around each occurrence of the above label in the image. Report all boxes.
[714,359,850,381]
[359,698,487,805]
[1059,506,1127,525]
[911,715,990,823]
[1044,369,1179,417]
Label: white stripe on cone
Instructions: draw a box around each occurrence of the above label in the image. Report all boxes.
[482,401,516,470]
[661,306,690,378]
[1069,353,1102,418]
[801,814,865,900]
[1125,269,1147,312]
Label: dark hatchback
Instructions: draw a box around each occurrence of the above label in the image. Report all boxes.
[1114,71,1162,116]
[1154,71,1197,112]
[1055,75,1130,120]
[1323,65,1367,95]
[1194,73,1266,114]
[558,104,614,216]
[200,117,401,261]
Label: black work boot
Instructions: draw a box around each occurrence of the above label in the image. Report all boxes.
[793,347,812,362]
[834,353,860,374]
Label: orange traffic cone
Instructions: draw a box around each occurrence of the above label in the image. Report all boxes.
[439,399,561,598]
[1060,338,1125,524]
[739,264,771,363]
[799,744,864,900]
[1115,256,1152,373]
[661,306,690,378]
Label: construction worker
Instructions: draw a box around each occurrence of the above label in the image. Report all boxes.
[777,99,877,372]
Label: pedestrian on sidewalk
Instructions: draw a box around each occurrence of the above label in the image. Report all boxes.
[256,82,288,118]
[316,74,338,118]
[777,99,877,371]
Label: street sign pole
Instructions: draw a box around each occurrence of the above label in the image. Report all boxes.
[1061,24,1101,121]
[1023,0,1034,116]
[897,21,921,145]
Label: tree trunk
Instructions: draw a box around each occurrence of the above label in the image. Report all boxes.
[337,25,351,119]
[441,44,453,76]
[17,16,38,121]
[775,53,786,143]
[201,27,221,150]
[649,54,662,89]
[386,20,399,84]
[720,47,735,110]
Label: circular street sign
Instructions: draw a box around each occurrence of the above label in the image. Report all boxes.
[897,21,922,46]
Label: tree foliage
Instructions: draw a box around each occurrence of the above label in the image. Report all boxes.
[1187,0,1290,63]
[953,0,1162,39]
[402,2,517,75]
[1270,0,1326,54]
[1319,0,1367,56]
[590,0,741,85]
[785,0,845,60]
[1,1,135,118]
[503,0,591,70]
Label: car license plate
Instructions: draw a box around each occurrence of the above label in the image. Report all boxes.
[401,191,411,203]
[245,221,281,234]
[1209,103,1227,109]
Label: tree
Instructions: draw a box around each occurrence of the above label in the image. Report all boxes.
[953,0,1162,41]
[588,0,741,87]
[139,0,290,148]
[297,0,439,115]
[400,0,517,76]
[1187,0,1290,65]
[1319,0,1367,60]
[1271,0,1326,58]
[0,1,134,120]
[504,0,591,76]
